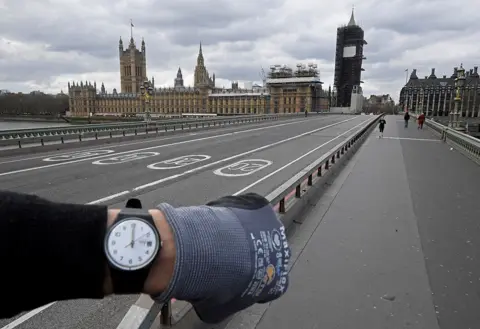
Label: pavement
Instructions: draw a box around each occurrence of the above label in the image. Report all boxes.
[0,114,374,329]
[237,115,480,329]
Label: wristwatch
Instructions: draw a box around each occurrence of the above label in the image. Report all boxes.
[104,198,162,294]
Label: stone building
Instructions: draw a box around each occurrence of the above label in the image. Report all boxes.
[399,66,480,118]
[266,64,328,113]
[68,37,327,117]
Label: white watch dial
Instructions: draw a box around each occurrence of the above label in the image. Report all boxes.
[106,218,160,271]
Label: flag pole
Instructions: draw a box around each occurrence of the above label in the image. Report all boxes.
[130,19,133,40]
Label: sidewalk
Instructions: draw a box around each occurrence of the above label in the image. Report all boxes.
[251,115,480,329]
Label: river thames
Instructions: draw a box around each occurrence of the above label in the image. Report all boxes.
[0,121,71,131]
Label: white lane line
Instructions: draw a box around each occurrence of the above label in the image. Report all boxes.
[0,116,312,165]
[0,135,185,165]
[115,294,155,329]
[233,118,374,195]
[132,117,358,192]
[0,302,55,329]
[0,116,353,329]
[86,191,131,205]
[0,117,338,177]
[113,117,369,329]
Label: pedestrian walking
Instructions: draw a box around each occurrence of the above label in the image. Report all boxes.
[418,112,425,129]
[378,117,386,138]
[404,111,410,128]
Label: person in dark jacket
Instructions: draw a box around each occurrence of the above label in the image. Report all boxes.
[0,191,290,324]
[404,111,410,128]
[378,117,386,138]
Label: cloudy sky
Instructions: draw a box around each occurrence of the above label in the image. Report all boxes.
[0,0,479,101]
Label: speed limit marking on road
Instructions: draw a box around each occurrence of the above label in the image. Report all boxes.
[92,152,160,165]
[213,159,272,177]
[43,150,115,162]
[147,155,211,170]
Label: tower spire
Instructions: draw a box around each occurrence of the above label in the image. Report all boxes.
[348,5,356,26]
[197,41,204,65]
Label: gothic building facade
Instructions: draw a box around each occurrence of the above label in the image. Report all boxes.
[68,37,328,117]
[333,9,367,107]
[68,38,272,117]
[399,66,480,118]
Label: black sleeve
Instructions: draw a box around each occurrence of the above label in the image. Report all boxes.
[0,190,109,319]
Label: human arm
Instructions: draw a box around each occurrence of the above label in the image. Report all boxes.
[0,191,290,324]
[0,190,175,319]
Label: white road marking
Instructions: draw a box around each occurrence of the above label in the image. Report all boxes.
[0,116,313,165]
[213,159,272,177]
[132,117,359,192]
[115,305,150,329]
[381,137,440,141]
[86,191,131,204]
[115,294,155,329]
[0,302,55,329]
[92,152,160,165]
[0,135,186,165]
[0,117,329,177]
[43,150,115,162]
[0,116,355,329]
[147,155,211,170]
[233,118,374,195]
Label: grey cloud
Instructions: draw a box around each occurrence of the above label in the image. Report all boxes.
[0,0,479,101]
[164,18,286,47]
[357,0,478,35]
[212,64,263,82]
[0,59,83,82]
[281,35,336,62]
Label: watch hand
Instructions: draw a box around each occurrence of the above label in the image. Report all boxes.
[132,224,136,248]
[124,232,149,248]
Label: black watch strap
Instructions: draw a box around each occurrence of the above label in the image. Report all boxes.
[108,200,160,295]
[109,262,151,294]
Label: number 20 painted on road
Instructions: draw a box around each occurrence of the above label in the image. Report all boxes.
[92,152,160,165]
[213,159,272,177]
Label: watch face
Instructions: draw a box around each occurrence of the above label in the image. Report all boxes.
[105,217,160,271]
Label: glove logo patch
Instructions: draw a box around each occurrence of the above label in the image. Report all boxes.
[265,264,276,285]
[271,229,282,251]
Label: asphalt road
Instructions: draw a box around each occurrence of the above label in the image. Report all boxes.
[0,114,374,329]
[245,116,480,329]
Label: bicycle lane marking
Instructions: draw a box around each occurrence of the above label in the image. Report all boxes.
[0,117,333,177]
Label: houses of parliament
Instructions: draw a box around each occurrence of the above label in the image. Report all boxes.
[67,36,328,117]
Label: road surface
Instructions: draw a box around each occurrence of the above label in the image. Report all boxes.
[0,114,373,329]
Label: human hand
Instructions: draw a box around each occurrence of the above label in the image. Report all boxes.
[150,193,291,324]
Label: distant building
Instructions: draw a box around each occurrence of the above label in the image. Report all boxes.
[368,94,394,105]
[243,81,253,89]
[266,64,328,113]
[333,9,367,107]
[67,31,329,117]
[399,66,480,117]
[68,38,269,117]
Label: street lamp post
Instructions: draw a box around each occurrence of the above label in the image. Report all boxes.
[139,79,154,122]
[449,64,465,129]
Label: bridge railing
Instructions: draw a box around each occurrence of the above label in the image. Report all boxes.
[0,114,276,139]
[151,114,382,328]
[0,113,306,149]
[423,118,480,165]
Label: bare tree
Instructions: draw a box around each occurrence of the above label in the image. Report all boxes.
[0,92,69,116]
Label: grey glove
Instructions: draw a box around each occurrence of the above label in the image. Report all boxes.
[151,193,290,324]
